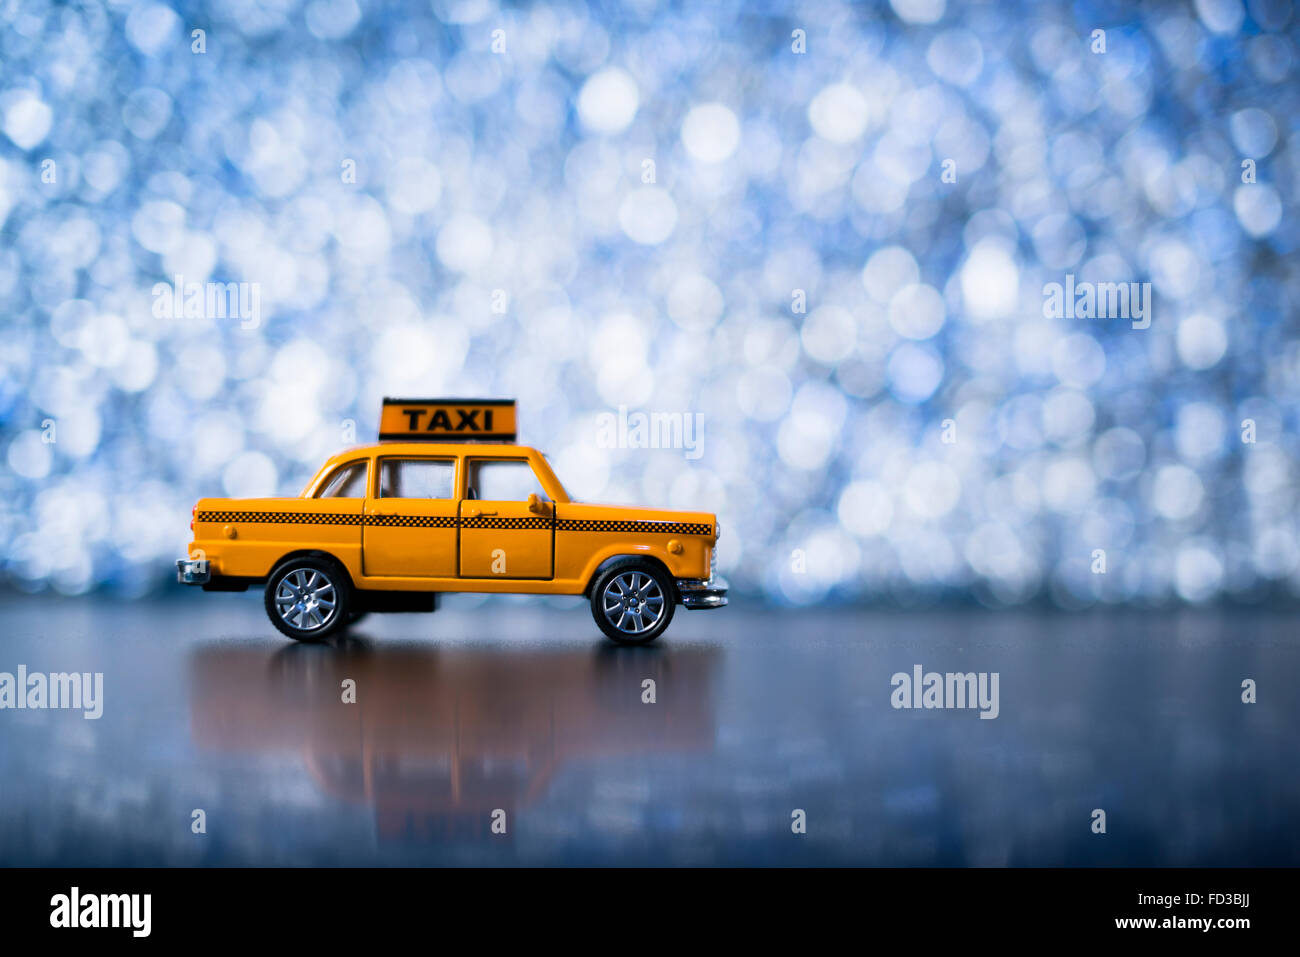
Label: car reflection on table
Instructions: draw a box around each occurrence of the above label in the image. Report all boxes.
[189,639,720,842]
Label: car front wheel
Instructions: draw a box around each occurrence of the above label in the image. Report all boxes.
[590,560,675,645]
[265,557,351,642]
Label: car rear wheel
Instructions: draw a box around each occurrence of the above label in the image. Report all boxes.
[265,557,351,642]
[590,560,675,645]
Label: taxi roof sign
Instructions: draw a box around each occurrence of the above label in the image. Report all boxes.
[380,398,517,442]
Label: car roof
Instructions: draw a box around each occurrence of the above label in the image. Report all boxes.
[329,442,540,462]
[304,442,570,502]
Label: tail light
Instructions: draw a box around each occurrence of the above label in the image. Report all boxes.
[190,504,196,531]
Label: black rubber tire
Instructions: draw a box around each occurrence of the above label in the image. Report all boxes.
[264,556,352,642]
[589,559,676,645]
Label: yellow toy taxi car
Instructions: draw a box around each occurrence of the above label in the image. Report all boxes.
[177,399,726,644]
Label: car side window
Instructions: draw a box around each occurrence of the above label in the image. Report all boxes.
[466,459,548,502]
[379,459,456,499]
[318,462,368,498]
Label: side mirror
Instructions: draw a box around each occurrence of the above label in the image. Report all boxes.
[527,492,550,515]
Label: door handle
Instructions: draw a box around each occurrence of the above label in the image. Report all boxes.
[463,506,479,518]
[478,510,498,516]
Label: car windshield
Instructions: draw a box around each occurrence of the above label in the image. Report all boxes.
[317,462,367,498]
[532,452,572,503]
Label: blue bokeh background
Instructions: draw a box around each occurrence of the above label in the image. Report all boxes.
[1,0,1297,606]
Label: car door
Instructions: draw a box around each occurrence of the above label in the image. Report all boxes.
[458,457,554,579]
[363,456,459,578]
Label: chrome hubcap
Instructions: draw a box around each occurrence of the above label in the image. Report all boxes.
[275,568,337,631]
[602,572,665,634]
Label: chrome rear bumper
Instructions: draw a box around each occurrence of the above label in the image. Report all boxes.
[677,575,728,609]
[176,558,210,585]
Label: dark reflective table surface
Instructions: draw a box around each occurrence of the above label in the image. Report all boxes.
[1,594,1297,865]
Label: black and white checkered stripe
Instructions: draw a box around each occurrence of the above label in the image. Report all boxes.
[196,511,713,536]
[196,511,365,526]
[556,518,713,536]
[460,515,552,530]
[365,514,458,528]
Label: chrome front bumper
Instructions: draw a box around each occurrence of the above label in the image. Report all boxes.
[176,558,210,585]
[676,575,728,609]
